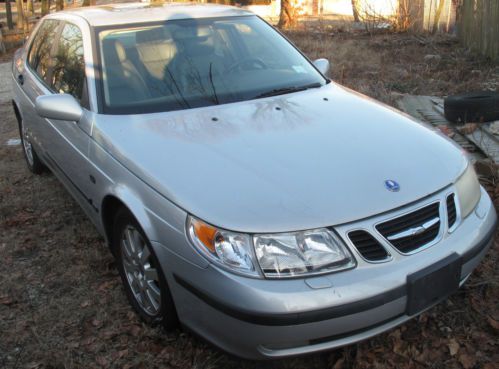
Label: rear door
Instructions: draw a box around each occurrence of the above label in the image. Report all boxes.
[18,19,62,156]
[19,18,100,219]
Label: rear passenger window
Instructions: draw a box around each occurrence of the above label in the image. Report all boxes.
[51,23,86,101]
[28,20,60,84]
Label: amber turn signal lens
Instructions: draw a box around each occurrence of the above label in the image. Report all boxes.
[191,219,217,253]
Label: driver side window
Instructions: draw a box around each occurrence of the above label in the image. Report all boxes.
[27,19,60,85]
[51,23,86,103]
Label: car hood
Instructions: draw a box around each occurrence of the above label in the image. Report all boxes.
[92,83,467,233]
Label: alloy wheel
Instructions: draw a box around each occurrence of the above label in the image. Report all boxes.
[120,225,161,316]
[22,123,34,167]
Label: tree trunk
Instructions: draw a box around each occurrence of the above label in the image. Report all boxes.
[15,0,25,30]
[312,0,318,16]
[82,0,96,6]
[56,0,64,11]
[41,0,50,16]
[6,0,14,30]
[26,0,34,17]
[0,27,6,55]
[351,0,360,22]
[432,0,446,33]
[403,0,424,32]
[278,0,297,29]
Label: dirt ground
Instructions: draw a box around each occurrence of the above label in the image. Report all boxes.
[1,32,498,369]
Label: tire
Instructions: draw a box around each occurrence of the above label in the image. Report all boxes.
[113,207,178,329]
[444,91,499,124]
[18,118,45,174]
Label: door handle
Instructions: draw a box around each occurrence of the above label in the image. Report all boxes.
[17,74,24,85]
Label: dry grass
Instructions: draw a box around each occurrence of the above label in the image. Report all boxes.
[287,31,499,105]
[1,31,498,369]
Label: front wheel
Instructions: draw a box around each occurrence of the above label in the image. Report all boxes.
[113,208,178,329]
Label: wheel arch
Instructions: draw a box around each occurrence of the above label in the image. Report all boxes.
[12,99,22,126]
[100,191,157,254]
[101,195,126,253]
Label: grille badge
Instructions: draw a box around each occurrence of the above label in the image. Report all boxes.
[387,217,439,241]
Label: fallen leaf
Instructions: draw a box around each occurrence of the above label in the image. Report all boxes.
[448,339,460,356]
[101,329,117,340]
[25,362,43,369]
[332,358,345,369]
[487,316,499,330]
[96,356,109,368]
[438,125,455,138]
[0,295,13,306]
[128,325,141,337]
[67,341,80,349]
[112,349,128,360]
[458,352,476,369]
[81,336,96,346]
[458,123,479,135]
[97,280,115,292]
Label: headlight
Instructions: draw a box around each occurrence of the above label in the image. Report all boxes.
[455,163,481,219]
[187,217,355,278]
[254,229,355,278]
[187,217,258,277]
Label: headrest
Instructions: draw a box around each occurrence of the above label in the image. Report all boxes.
[114,40,127,63]
[136,40,177,79]
[173,26,213,41]
[102,38,127,65]
[136,27,168,44]
[137,40,177,62]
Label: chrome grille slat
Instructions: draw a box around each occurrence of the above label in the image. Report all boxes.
[376,204,440,234]
[376,202,441,254]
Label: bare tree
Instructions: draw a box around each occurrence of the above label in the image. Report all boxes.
[5,0,14,30]
[27,0,34,17]
[432,0,446,33]
[351,0,360,22]
[278,0,298,28]
[41,0,50,16]
[15,0,25,30]
[0,28,5,54]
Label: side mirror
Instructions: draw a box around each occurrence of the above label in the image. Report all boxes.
[35,94,83,122]
[313,58,330,76]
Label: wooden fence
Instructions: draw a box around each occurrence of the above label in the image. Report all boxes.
[457,0,499,61]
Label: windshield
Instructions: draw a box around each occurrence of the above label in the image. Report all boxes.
[96,16,326,114]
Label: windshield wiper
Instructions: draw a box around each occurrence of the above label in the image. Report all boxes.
[253,82,322,99]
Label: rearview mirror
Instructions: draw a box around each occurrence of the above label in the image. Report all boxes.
[313,58,330,76]
[35,94,83,122]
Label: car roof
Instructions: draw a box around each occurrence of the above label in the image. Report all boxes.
[50,2,253,27]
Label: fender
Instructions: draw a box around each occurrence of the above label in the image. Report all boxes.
[100,181,209,269]
[107,184,158,240]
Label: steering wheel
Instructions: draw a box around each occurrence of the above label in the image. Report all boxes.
[226,58,268,73]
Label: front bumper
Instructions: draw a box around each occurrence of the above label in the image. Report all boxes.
[152,187,497,359]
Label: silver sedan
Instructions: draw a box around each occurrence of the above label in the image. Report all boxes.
[11,3,497,359]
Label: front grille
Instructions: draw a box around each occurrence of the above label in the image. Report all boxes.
[376,202,441,253]
[348,230,389,261]
[447,194,457,229]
